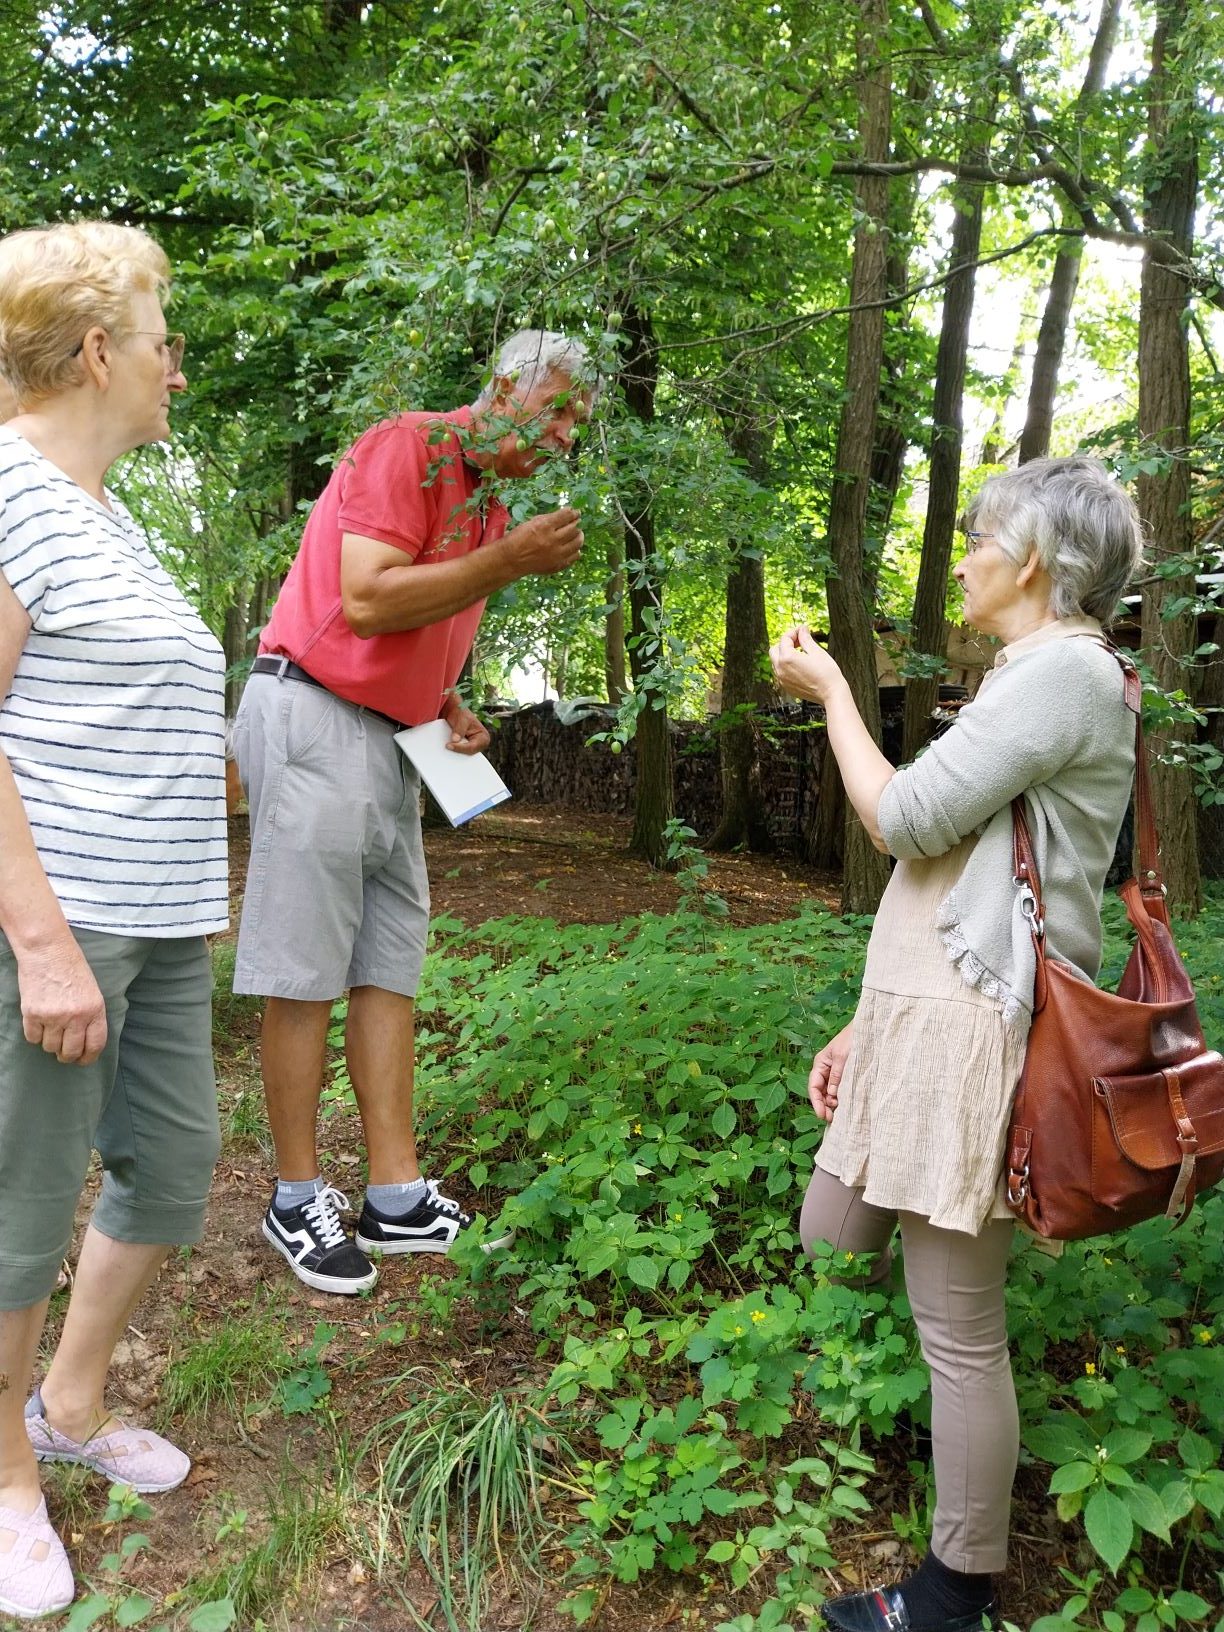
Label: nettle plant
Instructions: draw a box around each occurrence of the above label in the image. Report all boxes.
[392,889,1224,1628]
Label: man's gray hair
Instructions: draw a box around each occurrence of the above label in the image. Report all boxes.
[475,328,599,407]
[963,455,1144,623]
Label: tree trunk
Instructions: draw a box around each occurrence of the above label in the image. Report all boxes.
[222,595,248,719]
[604,524,628,705]
[866,76,929,574]
[817,0,893,915]
[620,306,674,867]
[1194,604,1224,878]
[902,168,986,763]
[1137,0,1201,916]
[707,411,774,852]
[1018,0,1121,464]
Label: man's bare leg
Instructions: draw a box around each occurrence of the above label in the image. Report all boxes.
[345,985,419,1185]
[260,997,332,1180]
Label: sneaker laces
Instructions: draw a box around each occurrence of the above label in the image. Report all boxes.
[301,1186,351,1249]
[425,1181,467,1220]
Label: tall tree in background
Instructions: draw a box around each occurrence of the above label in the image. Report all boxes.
[1137,0,1202,916]
[901,153,990,763]
[1017,0,1122,464]
[817,0,893,914]
[707,404,775,852]
[621,307,675,865]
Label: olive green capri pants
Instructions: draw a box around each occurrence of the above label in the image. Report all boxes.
[0,929,220,1311]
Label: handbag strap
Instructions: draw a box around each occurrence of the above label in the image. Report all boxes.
[1011,643,1164,935]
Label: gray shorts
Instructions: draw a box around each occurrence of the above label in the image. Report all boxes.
[0,930,219,1310]
[232,671,430,1001]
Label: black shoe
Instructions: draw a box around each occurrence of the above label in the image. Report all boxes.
[821,1586,997,1632]
[261,1185,377,1295]
[355,1181,511,1256]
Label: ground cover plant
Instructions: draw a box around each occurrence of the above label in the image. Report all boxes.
[23,831,1224,1632]
[388,886,1224,1632]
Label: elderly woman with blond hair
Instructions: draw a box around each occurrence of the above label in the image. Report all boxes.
[772,456,1143,1632]
[0,221,226,1617]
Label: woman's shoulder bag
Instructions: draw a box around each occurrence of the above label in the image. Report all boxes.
[1005,650,1224,1240]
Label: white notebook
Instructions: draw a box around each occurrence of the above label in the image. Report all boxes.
[394,719,511,826]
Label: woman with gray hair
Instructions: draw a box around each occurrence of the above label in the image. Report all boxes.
[0,220,225,1617]
[771,456,1143,1632]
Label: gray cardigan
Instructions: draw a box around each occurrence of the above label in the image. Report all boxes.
[876,620,1135,1031]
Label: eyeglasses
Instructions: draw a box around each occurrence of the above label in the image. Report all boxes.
[70,331,186,372]
[962,530,997,556]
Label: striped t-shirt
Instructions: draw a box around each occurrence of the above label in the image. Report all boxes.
[0,427,228,936]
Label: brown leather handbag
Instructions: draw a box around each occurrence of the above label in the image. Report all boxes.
[1004,654,1224,1241]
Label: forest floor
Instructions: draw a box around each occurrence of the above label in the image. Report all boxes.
[31,809,1065,1632]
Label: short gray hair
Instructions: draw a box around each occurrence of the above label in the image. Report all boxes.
[963,455,1143,623]
[475,328,599,407]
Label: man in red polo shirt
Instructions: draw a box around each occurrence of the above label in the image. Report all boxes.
[232,330,594,1293]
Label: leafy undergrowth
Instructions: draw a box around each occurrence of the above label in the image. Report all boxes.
[390,884,1224,1632]
[23,883,1224,1632]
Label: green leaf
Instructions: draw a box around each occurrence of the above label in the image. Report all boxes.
[188,1599,237,1632]
[706,1539,737,1562]
[1050,1460,1097,1494]
[1167,1593,1212,1621]
[1026,1416,1093,1465]
[115,1593,156,1627]
[1084,1486,1134,1573]
[1179,1429,1216,1473]
[65,1595,112,1632]
[710,1102,736,1139]
[1116,1588,1156,1613]
[625,1256,659,1290]
[1122,1482,1172,1542]
[1101,1428,1152,1464]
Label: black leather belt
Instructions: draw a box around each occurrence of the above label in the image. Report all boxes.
[250,655,405,731]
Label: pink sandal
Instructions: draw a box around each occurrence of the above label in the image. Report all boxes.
[24,1389,189,1494]
[0,1499,74,1620]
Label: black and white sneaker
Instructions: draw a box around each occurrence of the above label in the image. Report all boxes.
[355,1181,512,1256]
[261,1185,378,1295]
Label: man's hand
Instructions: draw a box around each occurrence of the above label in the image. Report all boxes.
[18,939,108,1065]
[443,703,492,756]
[502,508,583,577]
[808,1021,854,1120]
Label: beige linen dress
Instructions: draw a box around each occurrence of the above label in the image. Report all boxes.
[814,834,1027,1235]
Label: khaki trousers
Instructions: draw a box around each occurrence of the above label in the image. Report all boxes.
[800,1164,1018,1573]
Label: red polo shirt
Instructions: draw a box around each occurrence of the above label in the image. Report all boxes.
[260,407,508,724]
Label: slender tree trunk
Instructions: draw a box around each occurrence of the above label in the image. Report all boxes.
[816,0,893,915]
[604,524,627,704]
[866,74,929,573]
[222,596,248,718]
[1018,0,1121,463]
[1194,603,1224,878]
[902,167,986,762]
[707,410,774,852]
[620,306,674,866]
[1137,0,1201,915]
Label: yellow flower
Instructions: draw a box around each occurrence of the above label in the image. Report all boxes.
[1196,1328,1213,1345]
[1085,1362,1097,1376]
[750,1310,766,1324]
[633,1123,642,1134]
[1115,1345,1126,1355]
[672,1212,683,1223]
[733,1324,744,1337]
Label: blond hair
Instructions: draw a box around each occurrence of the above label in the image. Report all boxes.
[0,220,171,405]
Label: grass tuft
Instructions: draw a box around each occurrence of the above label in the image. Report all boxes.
[361,1366,574,1632]
[159,1300,294,1422]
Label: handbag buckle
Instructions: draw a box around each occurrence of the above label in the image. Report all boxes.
[1016,882,1044,939]
[1007,1163,1030,1206]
